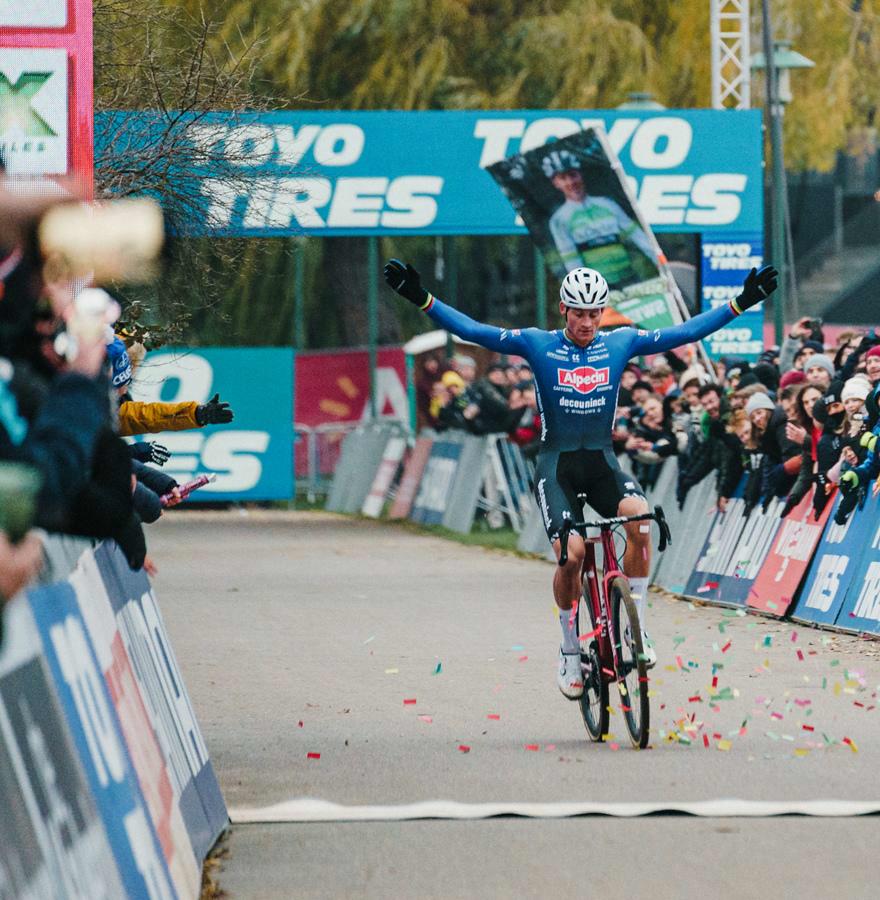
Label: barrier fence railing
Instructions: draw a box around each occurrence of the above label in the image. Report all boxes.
[326,426,880,641]
[0,536,227,899]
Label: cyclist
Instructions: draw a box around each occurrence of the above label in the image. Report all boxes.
[384,259,778,699]
[543,149,654,285]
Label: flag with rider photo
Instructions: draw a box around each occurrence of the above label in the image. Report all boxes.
[488,128,687,333]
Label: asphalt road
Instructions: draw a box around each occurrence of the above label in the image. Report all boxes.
[149,511,880,899]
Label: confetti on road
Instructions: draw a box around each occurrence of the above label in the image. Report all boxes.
[433,662,442,675]
[363,636,376,645]
[458,745,471,753]
[403,698,417,705]
[487,714,501,720]
[524,744,540,752]
[307,752,321,760]
[418,715,433,723]
[385,668,399,675]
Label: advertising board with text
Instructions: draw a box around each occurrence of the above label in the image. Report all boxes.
[130,347,294,501]
[0,0,94,192]
[96,109,762,237]
[701,232,764,361]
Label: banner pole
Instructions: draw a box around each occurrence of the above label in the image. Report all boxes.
[293,239,305,350]
[368,236,379,420]
[534,245,547,330]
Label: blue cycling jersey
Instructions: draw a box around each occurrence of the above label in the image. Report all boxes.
[425,296,738,453]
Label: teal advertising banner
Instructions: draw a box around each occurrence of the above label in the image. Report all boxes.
[96,109,763,237]
[129,347,294,501]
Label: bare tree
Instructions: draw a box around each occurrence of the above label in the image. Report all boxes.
[92,0,287,346]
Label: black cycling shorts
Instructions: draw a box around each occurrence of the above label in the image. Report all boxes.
[534,448,646,542]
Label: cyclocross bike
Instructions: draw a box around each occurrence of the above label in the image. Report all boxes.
[558,505,672,749]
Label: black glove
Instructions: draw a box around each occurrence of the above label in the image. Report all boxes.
[676,479,691,510]
[148,442,170,465]
[114,513,147,571]
[812,483,831,519]
[839,469,860,496]
[834,488,861,526]
[131,441,171,465]
[734,266,779,313]
[196,393,233,425]
[383,259,429,307]
[780,493,801,518]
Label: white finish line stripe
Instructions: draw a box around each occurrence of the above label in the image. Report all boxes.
[230,798,880,823]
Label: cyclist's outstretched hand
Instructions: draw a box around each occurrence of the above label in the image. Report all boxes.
[736,265,779,312]
[384,259,429,307]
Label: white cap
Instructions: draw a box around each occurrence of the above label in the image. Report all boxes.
[745,392,775,416]
[842,377,870,403]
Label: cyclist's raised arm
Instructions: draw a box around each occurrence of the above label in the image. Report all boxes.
[383,259,532,356]
[625,265,778,358]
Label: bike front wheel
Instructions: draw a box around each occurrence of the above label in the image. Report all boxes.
[610,577,650,749]
[577,588,609,742]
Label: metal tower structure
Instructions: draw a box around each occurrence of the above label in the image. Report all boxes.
[710,0,751,109]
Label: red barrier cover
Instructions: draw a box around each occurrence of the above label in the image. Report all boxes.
[748,488,835,616]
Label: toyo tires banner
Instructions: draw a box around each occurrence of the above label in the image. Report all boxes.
[96,109,763,237]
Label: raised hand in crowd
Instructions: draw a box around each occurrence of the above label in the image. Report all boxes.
[0,532,43,604]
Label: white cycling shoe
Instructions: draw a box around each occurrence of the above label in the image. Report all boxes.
[557,648,584,699]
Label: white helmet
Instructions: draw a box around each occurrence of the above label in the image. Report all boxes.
[559,267,609,309]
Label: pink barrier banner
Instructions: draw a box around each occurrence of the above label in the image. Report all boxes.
[295,346,408,477]
[748,488,835,617]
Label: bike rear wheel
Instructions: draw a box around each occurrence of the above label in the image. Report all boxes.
[610,577,650,749]
[577,588,609,742]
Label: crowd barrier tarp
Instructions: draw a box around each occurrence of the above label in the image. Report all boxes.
[792,494,871,628]
[388,435,434,520]
[362,435,407,518]
[96,543,228,864]
[645,457,683,585]
[411,433,466,525]
[74,549,202,897]
[516,501,554,557]
[25,581,177,899]
[682,481,784,606]
[747,488,835,617]
[326,424,393,514]
[652,472,716,595]
[0,599,126,900]
[443,436,489,534]
[834,490,880,635]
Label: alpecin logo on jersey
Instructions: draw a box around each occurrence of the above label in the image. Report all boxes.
[557,366,610,394]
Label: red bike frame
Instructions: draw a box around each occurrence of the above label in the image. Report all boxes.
[580,532,627,685]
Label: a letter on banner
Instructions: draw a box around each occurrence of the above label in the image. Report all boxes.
[0,599,126,900]
[95,543,228,863]
[835,491,880,634]
[748,488,835,617]
[25,583,176,899]
[791,494,874,627]
[70,549,202,897]
[388,435,434,519]
[410,437,463,525]
[684,484,785,606]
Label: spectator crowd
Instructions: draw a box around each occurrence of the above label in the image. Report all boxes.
[416,315,880,527]
[0,186,233,647]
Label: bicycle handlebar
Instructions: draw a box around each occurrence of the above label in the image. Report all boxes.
[557,505,672,567]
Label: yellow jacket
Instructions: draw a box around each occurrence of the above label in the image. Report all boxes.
[118,400,200,437]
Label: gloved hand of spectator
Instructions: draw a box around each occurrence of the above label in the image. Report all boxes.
[129,441,171,465]
[196,393,233,425]
[780,491,803,518]
[834,488,861,526]
[383,259,429,307]
[860,431,878,455]
[114,513,147,571]
[734,265,779,313]
[839,469,859,495]
[675,479,691,510]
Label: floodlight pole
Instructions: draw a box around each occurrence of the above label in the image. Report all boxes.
[534,246,547,330]
[368,235,379,419]
[761,0,787,343]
